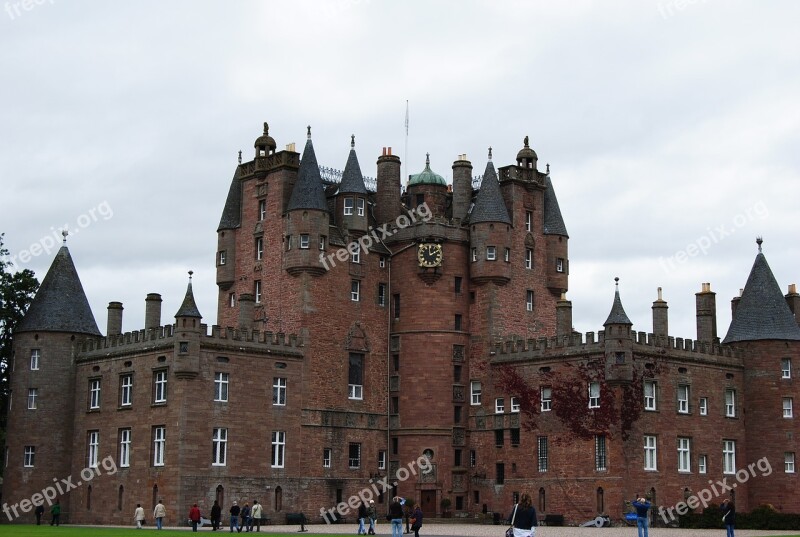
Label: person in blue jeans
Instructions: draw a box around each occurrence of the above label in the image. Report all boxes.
[721,498,735,537]
[388,497,404,537]
[632,497,651,537]
[229,501,241,532]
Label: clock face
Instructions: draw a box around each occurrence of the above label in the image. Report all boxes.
[417,243,443,267]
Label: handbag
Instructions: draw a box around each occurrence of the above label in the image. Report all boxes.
[505,504,519,537]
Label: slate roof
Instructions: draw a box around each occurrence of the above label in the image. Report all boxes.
[604,280,633,326]
[217,168,242,232]
[288,137,328,211]
[722,252,800,343]
[17,246,101,336]
[543,175,568,237]
[175,281,202,319]
[338,138,368,195]
[469,160,511,225]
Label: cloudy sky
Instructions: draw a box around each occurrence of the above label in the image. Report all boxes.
[2,0,799,340]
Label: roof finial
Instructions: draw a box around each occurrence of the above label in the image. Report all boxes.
[488,146,493,160]
[351,134,355,149]
[425,153,430,167]
[238,150,242,164]
[546,163,550,174]
[523,135,529,148]
[263,122,269,135]
[614,276,620,287]
[756,236,763,252]
[307,125,311,139]
[61,228,68,244]
[188,270,194,281]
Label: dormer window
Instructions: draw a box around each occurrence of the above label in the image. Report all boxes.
[357,198,365,217]
[344,198,354,215]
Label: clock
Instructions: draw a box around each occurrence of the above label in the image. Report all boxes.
[417,243,443,268]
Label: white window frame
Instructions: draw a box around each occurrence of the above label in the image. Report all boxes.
[357,198,365,216]
[89,379,101,410]
[258,199,266,221]
[351,248,360,264]
[526,290,534,312]
[271,431,285,468]
[214,372,229,402]
[495,398,505,414]
[212,428,227,466]
[119,428,131,468]
[351,280,360,302]
[323,447,332,468]
[299,234,310,249]
[348,442,361,469]
[218,250,226,266]
[678,437,691,472]
[319,236,326,251]
[783,397,793,418]
[229,293,235,308]
[88,430,99,468]
[27,388,37,410]
[525,249,533,269]
[256,237,264,260]
[723,440,736,474]
[698,454,707,474]
[344,198,354,215]
[486,246,496,261]
[643,435,657,471]
[471,248,477,262]
[699,397,708,416]
[504,248,510,262]
[644,380,657,411]
[556,258,565,273]
[677,385,689,414]
[154,371,167,404]
[541,387,552,412]
[470,381,482,405]
[254,280,262,304]
[525,211,532,232]
[785,452,795,473]
[379,256,386,268]
[378,450,387,470]
[588,382,600,409]
[273,377,287,406]
[725,389,736,417]
[348,383,363,400]
[153,426,166,466]
[30,349,40,370]
[120,374,133,407]
[510,396,520,413]
[782,358,792,379]
[23,446,35,468]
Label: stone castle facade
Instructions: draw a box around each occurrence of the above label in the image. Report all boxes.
[4,123,799,525]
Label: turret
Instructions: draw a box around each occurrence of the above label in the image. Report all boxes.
[376,147,401,225]
[336,135,369,235]
[254,121,277,158]
[407,154,448,217]
[695,282,717,343]
[516,135,538,170]
[216,167,241,292]
[603,278,634,383]
[542,167,569,293]
[652,287,668,339]
[452,154,472,222]
[173,271,202,379]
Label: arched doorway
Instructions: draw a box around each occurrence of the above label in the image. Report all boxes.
[275,486,283,512]
[216,484,225,509]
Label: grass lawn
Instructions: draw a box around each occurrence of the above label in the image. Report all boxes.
[0,528,331,537]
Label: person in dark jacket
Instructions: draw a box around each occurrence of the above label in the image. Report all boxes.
[210,500,222,531]
[358,501,369,535]
[35,504,44,525]
[230,501,241,532]
[721,499,735,537]
[410,504,423,537]
[388,497,404,537]
[632,497,651,537]
[512,493,538,537]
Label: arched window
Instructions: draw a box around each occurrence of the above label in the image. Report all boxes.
[118,485,124,511]
[87,485,92,511]
[152,484,159,510]
[596,487,604,513]
[538,488,546,513]
[216,484,225,509]
[275,486,283,511]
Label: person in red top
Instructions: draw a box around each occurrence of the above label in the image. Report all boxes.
[189,504,202,532]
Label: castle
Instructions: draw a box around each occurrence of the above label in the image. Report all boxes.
[3,123,799,526]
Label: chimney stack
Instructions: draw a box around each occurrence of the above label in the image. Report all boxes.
[452,155,473,222]
[695,282,717,342]
[107,301,123,336]
[556,293,573,338]
[376,148,402,225]
[238,293,255,331]
[652,287,668,339]
[786,284,800,327]
[731,288,743,318]
[145,293,162,330]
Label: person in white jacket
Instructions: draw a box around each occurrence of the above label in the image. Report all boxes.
[153,499,167,530]
[134,503,145,529]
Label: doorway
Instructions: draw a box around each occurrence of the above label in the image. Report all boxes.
[420,490,436,516]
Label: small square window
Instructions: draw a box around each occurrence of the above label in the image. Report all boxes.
[300,234,310,249]
[351,280,360,302]
[699,397,708,416]
[486,246,496,261]
[344,198,354,215]
[495,398,505,414]
[782,358,792,379]
[510,397,520,413]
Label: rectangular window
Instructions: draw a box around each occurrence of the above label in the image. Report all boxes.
[525,211,532,232]
[678,437,691,472]
[510,396,520,413]
[212,428,227,466]
[348,353,363,400]
[393,294,400,319]
[344,198,354,215]
[27,388,37,410]
[89,379,101,410]
[699,454,707,474]
[471,248,477,262]
[455,276,462,294]
[299,234,310,249]
[699,397,708,416]
[378,283,386,307]
[470,450,476,467]
[119,428,131,468]
[486,246,496,261]
[23,446,35,467]
[454,364,462,382]
[723,440,736,474]
[537,436,548,472]
[782,358,792,379]
[256,237,264,260]
[454,449,462,466]
[88,430,99,468]
[348,442,361,469]
[595,434,607,471]
[556,258,565,273]
[379,256,386,268]
[273,377,287,406]
[153,371,167,403]
[541,387,552,411]
[258,199,266,221]
[504,248,510,262]
[214,372,229,402]
[470,380,481,405]
[351,280,360,302]
[494,429,504,447]
[378,450,387,470]
[323,448,331,468]
[677,385,689,414]
[153,426,166,466]
[510,428,520,447]
[588,382,600,409]
[454,314,462,331]
[218,250,226,266]
[725,389,736,417]
[285,234,291,250]
[120,374,133,407]
[526,290,534,312]
[496,462,505,484]
[525,249,533,270]
[357,198,365,216]
[785,452,795,473]
[644,380,657,411]
[229,293,235,307]
[30,349,40,370]
[320,236,326,250]
[783,397,793,418]
[644,435,657,470]
[495,398,505,414]
[454,405,462,423]
[254,280,262,304]
[271,431,286,468]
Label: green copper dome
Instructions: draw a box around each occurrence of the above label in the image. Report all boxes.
[408,154,446,186]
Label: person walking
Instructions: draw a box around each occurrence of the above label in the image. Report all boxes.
[189,503,202,532]
[134,503,145,529]
[388,496,404,537]
[721,498,735,537]
[50,500,61,526]
[410,504,423,537]
[358,500,369,535]
[211,500,222,531]
[230,500,241,532]
[367,499,377,535]
[249,500,263,532]
[154,499,167,530]
[632,497,651,537]
[35,504,44,525]
[512,493,538,537]
[240,502,251,533]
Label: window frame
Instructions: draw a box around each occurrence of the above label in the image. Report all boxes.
[23,446,35,468]
[723,439,736,474]
[510,396,520,413]
[643,435,657,471]
[783,397,793,418]
[271,431,285,468]
[698,454,707,474]
[644,380,657,411]
[348,353,364,400]
[699,397,708,416]
[537,436,548,473]
[495,398,505,414]
[348,442,361,469]
[258,199,266,221]
[343,198,354,215]
[595,434,607,471]
[470,380,481,405]
[30,349,40,370]
[273,377,287,406]
[87,430,100,468]
[526,290,534,312]
[782,358,792,379]
[212,427,228,466]
[725,389,736,417]
[27,388,37,410]
[525,249,533,270]
[214,372,229,402]
[357,198,365,216]
[678,437,691,472]
[588,381,600,409]
[119,428,131,468]
[299,234,310,249]
[153,426,166,466]
[486,246,496,261]
[254,280,262,304]
[785,452,796,473]
[255,237,264,260]
[677,385,689,414]
[378,450,387,470]
[541,387,552,412]
[89,378,101,410]
[556,258,565,273]
[323,447,332,468]
[351,280,360,302]
[153,370,168,404]
[120,374,133,407]
[525,211,532,232]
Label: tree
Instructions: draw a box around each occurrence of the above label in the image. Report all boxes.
[0,233,40,477]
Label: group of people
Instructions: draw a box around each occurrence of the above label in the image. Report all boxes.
[131,498,264,531]
[386,497,423,537]
[33,499,61,526]
[632,495,736,537]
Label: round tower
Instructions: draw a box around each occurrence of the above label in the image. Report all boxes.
[469,150,512,285]
[335,135,369,236]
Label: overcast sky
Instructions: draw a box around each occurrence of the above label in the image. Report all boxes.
[2,0,798,341]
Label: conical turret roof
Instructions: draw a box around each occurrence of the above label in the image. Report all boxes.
[543,174,568,237]
[338,136,368,195]
[175,275,202,319]
[17,245,101,335]
[604,278,632,326]
[470,156,511,225]
[723,245,800,343]
[217,167,243,232]
[287,129,328,212]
